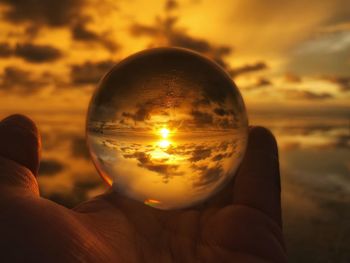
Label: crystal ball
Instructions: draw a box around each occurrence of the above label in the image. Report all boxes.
[86,47,248,210]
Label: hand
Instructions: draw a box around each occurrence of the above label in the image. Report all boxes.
[0,115,287,263]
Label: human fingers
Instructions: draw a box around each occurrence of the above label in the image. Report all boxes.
[0,114,41,196]
[232,126,282,226]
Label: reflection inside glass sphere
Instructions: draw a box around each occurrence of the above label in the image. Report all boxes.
[86,47,248,210]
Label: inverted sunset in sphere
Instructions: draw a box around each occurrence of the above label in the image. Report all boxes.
[86,48,248,210]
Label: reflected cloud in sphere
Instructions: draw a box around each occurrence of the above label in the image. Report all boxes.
[86,48,248,209]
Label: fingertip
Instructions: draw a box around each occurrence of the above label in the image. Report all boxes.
[1,114,39,136]
[0,114,41,175]
[248,126,278,157]
[233,126,282,226]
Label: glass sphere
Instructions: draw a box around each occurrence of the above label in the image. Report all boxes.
[86,47,248,210]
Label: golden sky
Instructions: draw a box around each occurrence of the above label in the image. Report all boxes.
[0,0,349,116]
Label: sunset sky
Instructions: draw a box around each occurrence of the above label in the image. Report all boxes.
[0,0,349,115]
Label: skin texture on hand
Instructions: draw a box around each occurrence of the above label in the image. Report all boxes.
[0,115,287,263]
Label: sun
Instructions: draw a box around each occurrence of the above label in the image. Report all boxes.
[160,127,170,139]
[158,139,170,148]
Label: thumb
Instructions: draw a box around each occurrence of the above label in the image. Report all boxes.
[232,126,282,226]
[0,114,41,195]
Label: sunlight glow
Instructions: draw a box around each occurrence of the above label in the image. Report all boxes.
[158,139,170,148]
[150,149,170,159]
[160,128,170,139]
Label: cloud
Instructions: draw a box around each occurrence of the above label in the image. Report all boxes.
[39,159,64,176]
[123,151,182,181]
[322,76,350,92]
[213,108,231,116]
[256,78,272,87]
[245,77,273,91]
[129,14,233,70]
[0,0,118,52]
[211,152,233,161]
[193,165,223,188]
[120,95,170,123]
[0,0,86,27]
[0,66,52,93]
[0,42,63,63]
[71,18,119,52]
[189,146,212,162]
[70,60,115,85]
[0,42,13,57]
[284,89,334,100]
[165,0,178,12]
[14,43,63,63]
[72,21,100,41]
[191,110,213,126]
[285,73,302,83]
[230,62,268,77]
[122,106,152,122]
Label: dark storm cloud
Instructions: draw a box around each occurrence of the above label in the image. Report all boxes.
[71,136,90,159]
[39,159,64,176]
[322,76,350,92]
[0,0,85,27]
[193,165,223,188]
[230,62,268,77]
[284,90,334,100]
[14,43,63,63]
[0,66,51,93]
[191,110,213,126]
[189,146,212,162]
[285,73,302,83]
[70,60,115,85]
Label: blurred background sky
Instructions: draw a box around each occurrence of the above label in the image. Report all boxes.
[0,0,349,262]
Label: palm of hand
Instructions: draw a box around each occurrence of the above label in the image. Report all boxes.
[0,115,286,263]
